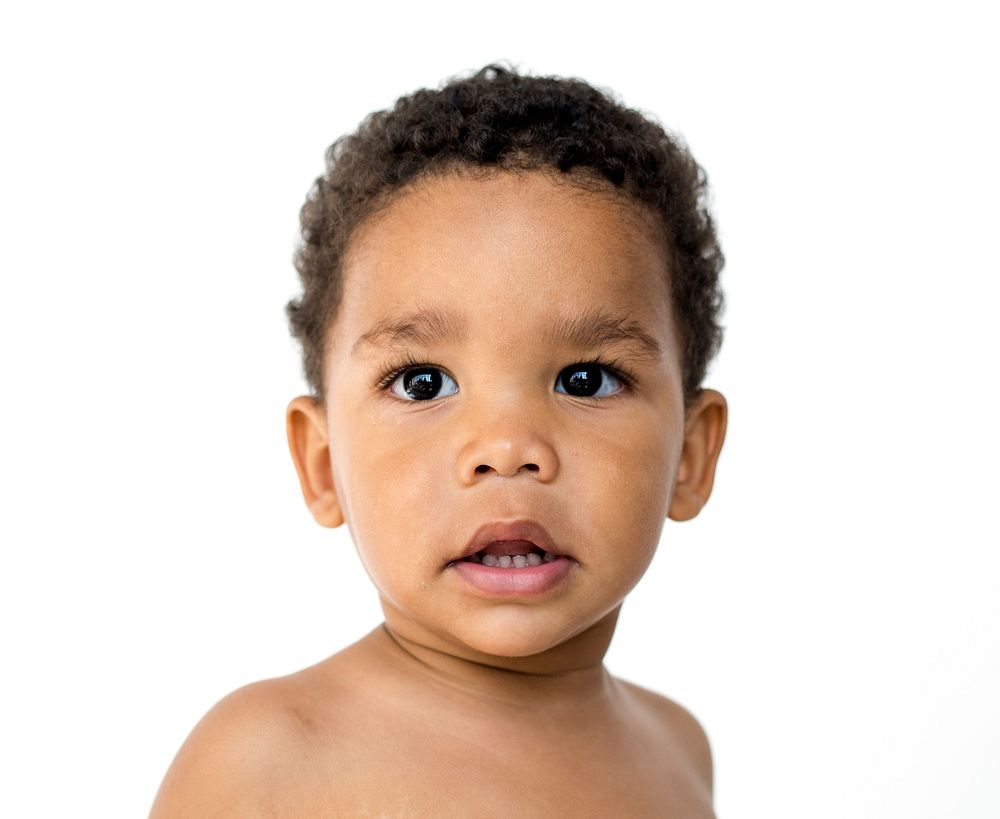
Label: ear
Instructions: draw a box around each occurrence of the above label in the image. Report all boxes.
[668,389,728,522]
[286,396,344,528]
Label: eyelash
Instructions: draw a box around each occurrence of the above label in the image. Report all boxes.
[373,355,637,394]
[374,354,439,391]
[592,357,637,390]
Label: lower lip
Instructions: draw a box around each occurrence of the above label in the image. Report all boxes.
[449,557,574,597]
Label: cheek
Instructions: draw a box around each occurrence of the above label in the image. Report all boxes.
[571,412,680,551]
[333,419,452,568]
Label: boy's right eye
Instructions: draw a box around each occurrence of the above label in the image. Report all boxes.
[389,367,459,401]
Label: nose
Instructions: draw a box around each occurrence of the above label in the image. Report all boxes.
[454,411,560,485]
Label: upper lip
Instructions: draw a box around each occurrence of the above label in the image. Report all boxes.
[451,519,564,564]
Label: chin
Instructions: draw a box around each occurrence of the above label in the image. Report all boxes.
[464,635,557,659]
[450,618,581,660]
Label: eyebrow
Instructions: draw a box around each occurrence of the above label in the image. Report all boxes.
[352,308,468,356]
[352,306,661,361]
[545,311,662,360]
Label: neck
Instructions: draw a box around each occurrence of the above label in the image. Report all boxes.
[370,606,622,710]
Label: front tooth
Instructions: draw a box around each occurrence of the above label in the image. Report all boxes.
[512,555,527,568]
[526,552,542,566]
[542,552,556,563]
[482,554,499,567]
[498,555,513,568]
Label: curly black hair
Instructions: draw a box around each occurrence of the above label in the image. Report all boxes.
[287,65,723,401]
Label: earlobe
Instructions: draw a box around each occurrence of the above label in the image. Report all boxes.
[286,396,344,528]
[668,389,728,522]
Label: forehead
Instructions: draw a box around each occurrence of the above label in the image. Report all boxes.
[329,171,676,357]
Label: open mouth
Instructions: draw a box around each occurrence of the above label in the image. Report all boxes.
[449,522,574,595]
[459,539,560,569]
[449,521,569,571]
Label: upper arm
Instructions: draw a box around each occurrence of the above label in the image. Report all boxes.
[661,697,714,794]
[148,682,308,819]
[621,680,714,795]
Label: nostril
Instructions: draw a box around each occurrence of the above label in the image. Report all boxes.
[473,462,540,476]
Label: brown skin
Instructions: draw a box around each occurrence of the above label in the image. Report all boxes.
[150,172,727,818]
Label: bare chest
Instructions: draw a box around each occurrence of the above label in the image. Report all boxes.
[280,717,713,818]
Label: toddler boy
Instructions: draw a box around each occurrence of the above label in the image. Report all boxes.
[151,65,727,818]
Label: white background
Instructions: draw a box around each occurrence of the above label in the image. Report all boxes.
[2,1,998,816]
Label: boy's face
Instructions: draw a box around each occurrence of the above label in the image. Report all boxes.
[289,171,725,661]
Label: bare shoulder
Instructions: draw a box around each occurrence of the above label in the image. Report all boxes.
[616,678,714,793]
[148,669,337,818]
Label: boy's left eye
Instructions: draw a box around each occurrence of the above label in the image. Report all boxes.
[554,364,625,398]
[389,367,459,401]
